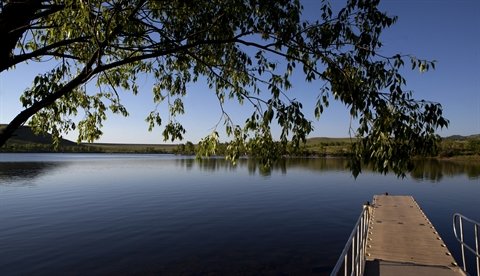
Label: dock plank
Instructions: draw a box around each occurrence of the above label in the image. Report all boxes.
[364,195,464,275]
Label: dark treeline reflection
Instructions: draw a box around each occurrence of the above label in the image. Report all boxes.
[176,157,350,176]
[175,158,349,176]
[410,159,480,181]
[1,156,479,184]
[0,162,63,186]
[176,157,480,181]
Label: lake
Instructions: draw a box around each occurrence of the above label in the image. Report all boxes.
[0,153,479,275]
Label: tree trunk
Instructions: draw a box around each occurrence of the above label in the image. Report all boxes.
[0,0,44,72]
[0,1,66,146]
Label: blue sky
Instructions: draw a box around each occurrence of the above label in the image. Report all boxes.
[0,0,479,144]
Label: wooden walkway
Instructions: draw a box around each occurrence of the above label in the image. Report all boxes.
[364,195,465,276]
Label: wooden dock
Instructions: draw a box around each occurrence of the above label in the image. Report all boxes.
[364,195,465,276]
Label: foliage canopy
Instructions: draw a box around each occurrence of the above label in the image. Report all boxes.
[0,0,448,176]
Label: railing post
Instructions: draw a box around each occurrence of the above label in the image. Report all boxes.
[331,204,371,276]
[459,217,466,271]
[361,208,367,274]
[351,234,355,275]
[356,228,360,276]
[453,213,480,275]
[475,223,479,276]
[360,209,364,276]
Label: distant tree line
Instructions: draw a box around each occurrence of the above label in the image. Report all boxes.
[0,142,98,153]
[3,138,480,161]
[0,142,171,154]
[173,138,480,160]
[439,138,480,157]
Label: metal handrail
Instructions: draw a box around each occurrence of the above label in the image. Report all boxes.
[331,204,371,276]
[453,213,480,276]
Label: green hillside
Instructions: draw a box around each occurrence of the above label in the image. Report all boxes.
[0,125,177,153]
[304,137,355,156]
[444,134,480,141]
[303,135,480,158]
[0,124,79,152]
[86,143,179,153]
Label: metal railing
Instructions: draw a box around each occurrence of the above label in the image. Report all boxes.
[453,213,480,276]
[330,204,371,276]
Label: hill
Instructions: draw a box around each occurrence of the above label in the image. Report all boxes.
[0,124,177,153]
[444,134,480,140]
[0,124,76,146]
[303,135,480,158]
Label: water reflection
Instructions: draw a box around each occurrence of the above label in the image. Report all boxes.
[0,154,478,275]
[410,159,480,181]
[1,155,479,185]
[0,162,63,187]
[175,157,480,181]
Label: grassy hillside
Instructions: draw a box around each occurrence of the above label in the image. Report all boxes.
[444,134,480,141]
[438,135,480,158]
[0,124,76,146]
[86,143,178,153]
[0,124,80,152]
[303,135,480,158]
[304,137,355,156]
[0,125,178,153]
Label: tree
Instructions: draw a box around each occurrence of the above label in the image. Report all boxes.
[0,0,448,176]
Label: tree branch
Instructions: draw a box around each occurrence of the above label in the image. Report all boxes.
[7,37,89,68]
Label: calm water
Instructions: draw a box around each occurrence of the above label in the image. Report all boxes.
[0,153,479,275]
